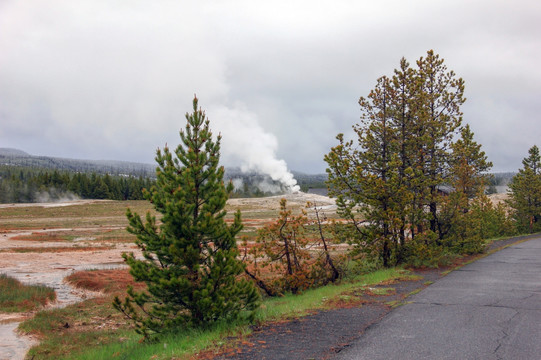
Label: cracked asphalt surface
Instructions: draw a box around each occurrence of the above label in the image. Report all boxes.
[334,236,541,360]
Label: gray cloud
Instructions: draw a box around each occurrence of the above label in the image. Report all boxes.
[1,0,540,174]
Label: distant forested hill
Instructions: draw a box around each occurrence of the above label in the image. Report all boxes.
[0,148,30,157]
[0,148,156,178]
[0,148,156,203]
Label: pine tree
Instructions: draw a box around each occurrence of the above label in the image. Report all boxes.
[414,50,465,239]
[507,145,541,233]
[389,58,418,254]
[449,124,492,200]
[439,125,493,252]
[114,97,260,339]
[326,75,413,267]
[522,145,541,174]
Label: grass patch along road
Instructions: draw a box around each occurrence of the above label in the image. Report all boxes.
[0,274,56,313]
[20,268,409,359]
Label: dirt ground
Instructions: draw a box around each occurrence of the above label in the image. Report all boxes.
[0,194,333,359]
[0,200,138,360]
[228,192,336,210]
[488,192,509,206]
[0,193,334,309]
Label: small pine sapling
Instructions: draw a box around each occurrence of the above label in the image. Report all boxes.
[113,96,260,339]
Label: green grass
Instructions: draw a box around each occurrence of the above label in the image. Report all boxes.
[256,268,409,320]
[0,274,56,312]
[20,297,129,359]
[60,325,250,360]
[21,268,409,360]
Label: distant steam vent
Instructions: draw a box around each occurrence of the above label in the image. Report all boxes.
[225,168,298,197]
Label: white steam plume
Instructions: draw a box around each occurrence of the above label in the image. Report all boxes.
[210,103,300,193]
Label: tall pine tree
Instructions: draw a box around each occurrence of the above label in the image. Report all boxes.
[439,124,493,253]
[449,125,492,200]
[415,50,465,239]
[114,97,259,338]
[507,145,541,233]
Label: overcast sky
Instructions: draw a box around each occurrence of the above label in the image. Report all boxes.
[1,1,540,176]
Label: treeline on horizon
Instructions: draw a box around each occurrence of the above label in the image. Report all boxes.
[0,164,516,204]
[0,165,332,203]
[0,166,153,203]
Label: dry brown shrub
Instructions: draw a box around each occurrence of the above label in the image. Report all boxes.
[11,233,68,242]
[66,269,145,294]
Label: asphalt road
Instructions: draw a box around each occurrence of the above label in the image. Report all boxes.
[335,237,541,360]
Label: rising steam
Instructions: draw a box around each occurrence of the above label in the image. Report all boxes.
[210,103,300,193]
